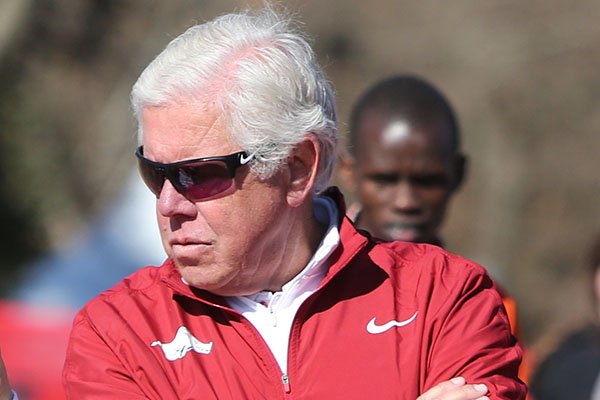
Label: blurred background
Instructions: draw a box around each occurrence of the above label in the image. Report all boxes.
[0,0,598,394]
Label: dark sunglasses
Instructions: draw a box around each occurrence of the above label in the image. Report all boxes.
[135,146,254,200]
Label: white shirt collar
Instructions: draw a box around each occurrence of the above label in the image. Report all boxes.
[225,195,340,373]
[239,194,339,305]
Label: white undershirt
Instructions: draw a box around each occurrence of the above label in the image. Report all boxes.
[225,196,340,373]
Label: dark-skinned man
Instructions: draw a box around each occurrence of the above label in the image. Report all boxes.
[339,75,529,384]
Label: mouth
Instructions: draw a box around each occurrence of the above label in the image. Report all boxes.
[168,240,214,265]
[382,223,425,242]
[169,238,213,247]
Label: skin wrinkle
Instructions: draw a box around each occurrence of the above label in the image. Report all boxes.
[142,105,235,162]
[244,202,293,292]
[244,141,325,292]
[143,99,323,296]
[236,139,325,293]
[160,172,287,295]
[165,45,286,171]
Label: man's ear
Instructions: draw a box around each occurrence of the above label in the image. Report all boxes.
[336,150,358,194]
[452,152,468,191]
[286,134,321,207]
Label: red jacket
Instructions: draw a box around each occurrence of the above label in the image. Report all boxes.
[64,199,525,399]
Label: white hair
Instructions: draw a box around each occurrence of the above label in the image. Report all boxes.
[131,8,338,193]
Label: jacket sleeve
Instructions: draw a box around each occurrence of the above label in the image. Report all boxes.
[422,263,527,399]
[63,310,149,399]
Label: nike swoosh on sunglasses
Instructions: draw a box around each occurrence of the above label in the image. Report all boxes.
[135,146,255,201]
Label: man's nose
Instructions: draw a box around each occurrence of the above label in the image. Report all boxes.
[392,181,421,212]
[156,179,197,217]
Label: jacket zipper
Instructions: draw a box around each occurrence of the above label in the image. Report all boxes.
[169,245,368,399]
[282,373,291,393]
[187,300,293,397]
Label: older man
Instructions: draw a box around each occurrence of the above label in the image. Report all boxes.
[57,8,525,400]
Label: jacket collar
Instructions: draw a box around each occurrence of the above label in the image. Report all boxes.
[159,186,371,304]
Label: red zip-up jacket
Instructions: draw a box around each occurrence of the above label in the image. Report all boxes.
[63,195,525,399]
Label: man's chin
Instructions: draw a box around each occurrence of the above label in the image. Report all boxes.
[382,226,423,243]
[177,264,241,295]
[180,273,225,294]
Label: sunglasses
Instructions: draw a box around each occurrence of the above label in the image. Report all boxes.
[135,146,254,200]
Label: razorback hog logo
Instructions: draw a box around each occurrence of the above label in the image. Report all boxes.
[151,326,213,361]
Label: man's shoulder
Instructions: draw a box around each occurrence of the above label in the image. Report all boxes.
[372,240,487,278]
[361,240,500,306]
[79,264,169,318]
[110,264,164,292]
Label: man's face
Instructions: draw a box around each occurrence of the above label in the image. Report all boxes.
[350,112,463,244]
[141,100,292,296]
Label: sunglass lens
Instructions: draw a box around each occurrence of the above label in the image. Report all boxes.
[176,161,234,200]
[138,163,166,197]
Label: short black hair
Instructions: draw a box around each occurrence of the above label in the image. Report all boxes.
[348,75,460,156]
